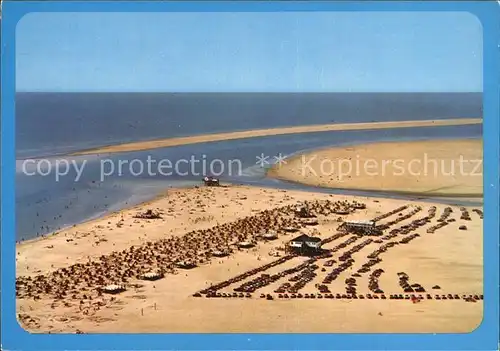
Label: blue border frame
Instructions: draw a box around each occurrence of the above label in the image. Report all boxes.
[1,1,499,350]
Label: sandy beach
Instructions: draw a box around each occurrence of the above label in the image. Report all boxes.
[70,118,482,156]
[16,183,483,334]
[268,139,483,197]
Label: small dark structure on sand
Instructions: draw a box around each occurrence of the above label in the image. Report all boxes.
[294,205,315,218]
[140,271,165,281]
[133,209,162,219]
[301,217,319,226]
[203,176,220,186]
[101,284,126,295]
[262,232,278,240]
[176,261,197,269]
[282,226,300,233]
[238,241,256,249]
[211,249,230,257]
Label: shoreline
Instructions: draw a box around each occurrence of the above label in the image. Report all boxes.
[70,118,482,156]
[17,179,482,246]
[17,180,220,247]
[16,188,173,248]
[268,176,484,199]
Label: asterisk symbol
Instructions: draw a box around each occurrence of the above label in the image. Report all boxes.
[256,153,270,167]
[273,153,288,167]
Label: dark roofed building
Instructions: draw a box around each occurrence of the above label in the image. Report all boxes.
[288,234,322,256]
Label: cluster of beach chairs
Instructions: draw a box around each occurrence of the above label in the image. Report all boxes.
[372,205,409,222]
[323,259,336,267]
[196,200,484,302]
[380,231,399,241]
[399,233,420,244]
[194,202,485,304]
[368,268,385,294]
[398,272,426,293]
[296,199,362,217]
[330,236,359,253]
[323,258,355,284]
[426,221,449,233]
[196,292,484,302]
[338,238,373,261]
[200,255,295,294]
[321,232,349,248]
[286,264,319,293]
[316,284,331,294]
[345,277,358,295]
[233,258,319,293]
[274,282,292,294]
[379,207,434,240]
[273,263,320,294]
[472,208,483,219]
[194,291,252,299]
[376,206,422,230]
[437,207,453,222]
[367,241,396,259]
[460,207,471,221]
[357,257,383,274]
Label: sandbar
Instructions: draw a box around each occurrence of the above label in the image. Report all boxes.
[70,118,482,156]
[268,138,483,197]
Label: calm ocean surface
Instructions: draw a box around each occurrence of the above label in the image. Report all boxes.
[16,92,481,158]
[16,93,483,240]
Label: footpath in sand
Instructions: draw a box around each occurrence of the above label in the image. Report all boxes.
[16,185,483,334]
[268,138,483,197]
[70,118,482,155]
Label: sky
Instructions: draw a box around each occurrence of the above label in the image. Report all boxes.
[16,11,483,93]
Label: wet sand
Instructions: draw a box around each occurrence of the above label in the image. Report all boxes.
[70,119,482,155]
[16,185,483,334]
[268,139,482,197]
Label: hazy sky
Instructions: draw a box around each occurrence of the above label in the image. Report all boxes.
[16,11,482,92]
